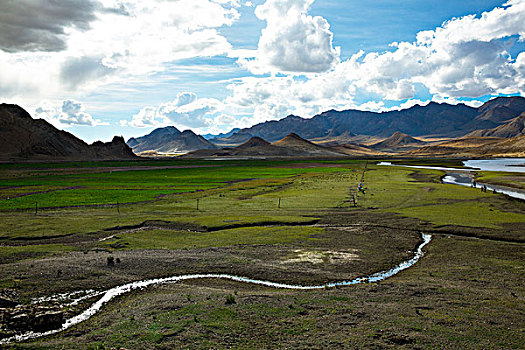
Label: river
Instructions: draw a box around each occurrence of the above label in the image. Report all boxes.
[378,158,525,200]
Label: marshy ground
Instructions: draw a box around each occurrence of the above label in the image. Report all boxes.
[0,159,523,349]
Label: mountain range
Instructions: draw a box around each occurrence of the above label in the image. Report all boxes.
[0,104,136,161]
[210,96,525,146]
[127,96,525,156]
[1,96,524,161]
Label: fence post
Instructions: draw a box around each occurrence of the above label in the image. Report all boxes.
[117,200,120,215]
[278,197,281,209]
[35,201,38,216]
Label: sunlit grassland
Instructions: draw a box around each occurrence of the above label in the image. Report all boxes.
[0,244,75,262]
[0,162,358,247]
[0,160,523,261]
[359,165,524,228]
[2,159,523,349]
[0,163,354,210]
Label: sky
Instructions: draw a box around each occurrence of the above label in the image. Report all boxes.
[1,0,524,143]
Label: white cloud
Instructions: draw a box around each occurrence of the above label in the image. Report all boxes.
[237,0,340,74]
[3,0,524,138]
[226,0,525,125]
[124,92,225,131]
[0,0,240,101]
[34,100,108,127]
[344,0,525,99]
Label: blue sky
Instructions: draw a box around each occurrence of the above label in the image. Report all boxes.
[0,0,524,142]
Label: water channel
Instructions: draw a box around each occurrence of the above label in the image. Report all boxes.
[1,234,431,344]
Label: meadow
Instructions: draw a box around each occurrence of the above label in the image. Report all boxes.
[0,158,523,348]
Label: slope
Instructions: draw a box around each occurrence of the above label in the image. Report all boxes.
[0,104,136,161]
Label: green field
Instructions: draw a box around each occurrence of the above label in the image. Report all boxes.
[0,159,523,348]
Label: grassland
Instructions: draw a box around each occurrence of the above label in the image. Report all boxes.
[0,158,523,348]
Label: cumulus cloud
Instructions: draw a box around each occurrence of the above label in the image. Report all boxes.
[123,92,225,131]
[227,0,525,123]
[237,0,340,74]
[34,100,108,127]
[343,0,525,99]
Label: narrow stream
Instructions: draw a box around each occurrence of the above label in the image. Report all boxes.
[1,234,431,345]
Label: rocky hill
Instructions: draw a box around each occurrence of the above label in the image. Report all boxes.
[211,97,525,145]
[467,113,525,138]
[127,126,217,154]
[405,135,525,157]
[272,133,343,156]
[0,104,136,161]
[370,131,426,150]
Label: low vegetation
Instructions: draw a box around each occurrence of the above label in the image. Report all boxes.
[0,158,523,348]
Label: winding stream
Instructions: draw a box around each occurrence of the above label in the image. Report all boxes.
[1,234,431,345]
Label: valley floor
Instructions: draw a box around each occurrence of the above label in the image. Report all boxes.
[0,159,523,349]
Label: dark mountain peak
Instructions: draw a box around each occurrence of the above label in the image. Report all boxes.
[204,128,240,140]
[479,96,525,112]
[129,126,216,154]
[0,104,136,160]
[0,103,34,123]
[283,114,303,120]
[406,101,452,111]
[127,137,139,147]
[111,136,126,143]
[236,137,271,149]
[467,112,525,138]
[147,126,181,137]
[473,96,525,124]
[91,137,125,147]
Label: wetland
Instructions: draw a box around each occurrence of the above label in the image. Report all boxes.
[0,159,523,349]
